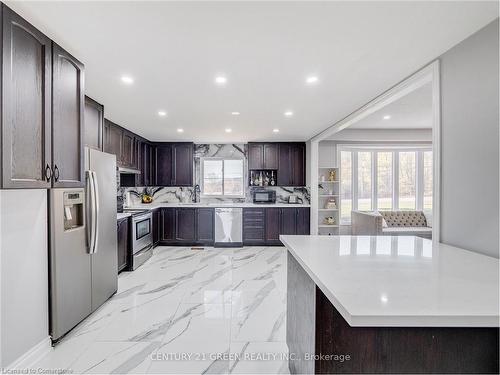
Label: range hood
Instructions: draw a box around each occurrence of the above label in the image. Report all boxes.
[118,166,141,174]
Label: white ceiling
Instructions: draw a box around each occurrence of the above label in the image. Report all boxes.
[7,1,498,142]
[349,82,432,130]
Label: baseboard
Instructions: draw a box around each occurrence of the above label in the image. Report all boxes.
[7,336,51,369]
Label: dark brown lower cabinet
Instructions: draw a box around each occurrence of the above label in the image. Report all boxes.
[175,208,196,242]
[197,208,214,245]
[161,208,175,242]
[243,208,266,245]
[117,217,129,272]
[265,208,281,245]
[160,207,215,246]
[152,208,161,246]
[245,207,310,246]
[296,208,310,235]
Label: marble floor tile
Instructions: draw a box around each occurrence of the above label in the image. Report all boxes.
[33,246,290,374]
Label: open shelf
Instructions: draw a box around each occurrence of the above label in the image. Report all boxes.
[319,194,339,197]
[318,224,339,228]
[318,208,338,211]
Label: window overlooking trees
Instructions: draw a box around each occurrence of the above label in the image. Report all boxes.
[339,147,432,224]
[201,158,244,197]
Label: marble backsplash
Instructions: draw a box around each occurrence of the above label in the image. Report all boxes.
[118,143,309,205]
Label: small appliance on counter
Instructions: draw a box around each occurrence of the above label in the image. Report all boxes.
[288,195,301,204]
[253,189,276,204]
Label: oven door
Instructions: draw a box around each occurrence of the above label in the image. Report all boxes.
[132,213,153,254]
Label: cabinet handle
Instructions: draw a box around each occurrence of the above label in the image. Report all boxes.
[54,164,60,182]
[45,164,52,182]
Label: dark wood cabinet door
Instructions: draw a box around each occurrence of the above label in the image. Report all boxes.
[172,143,193,186]
[197,208,214,244]
[248,143,263,170]
[121,132,135,168]
[84,96,103,151]
[152,208,161,246]
[291,143,306,186]
[52,43,85,188]
[175,208,196,242]
[155,144,173,186]
[278,144,292,186]
[144,143,154,186]
[117,218,129,272]
[296,208,310,235]
[104,120,122,160]
[1,6,52,188]
[280,208,297,235]
[265,208,281,244]
[161,208,175,242]
[136,139,145,186]
[263,143,279,170]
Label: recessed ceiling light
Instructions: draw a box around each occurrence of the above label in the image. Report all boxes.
[306,76,319,84]
[231,112,240,116]
[121,75,134,85]
[284,111,294,117]
[177,128,184,133]
[158,110,167,117]
[225,128,232,133]
[215,76,227,85]
[383,115,391,120]
[273,129,280,133]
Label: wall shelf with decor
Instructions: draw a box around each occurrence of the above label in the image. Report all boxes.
[317,141,340,236]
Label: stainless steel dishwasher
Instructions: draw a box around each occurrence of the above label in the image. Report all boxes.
[215,207,243,247]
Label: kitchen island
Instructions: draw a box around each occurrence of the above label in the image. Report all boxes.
[280,235,499,374]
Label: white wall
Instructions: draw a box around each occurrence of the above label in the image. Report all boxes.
[440,19,499,258]
[329,128,432,142]
[0,190,49,366]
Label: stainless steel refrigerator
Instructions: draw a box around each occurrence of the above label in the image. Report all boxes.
[49,148,118,342]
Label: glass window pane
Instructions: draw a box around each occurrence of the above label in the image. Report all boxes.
[423,151,433,211]
[203,160,223,195]
[377,152,393,210]
[398,152,416,209]
[340,151,352,223]
[224,159,244,196]
[357,152,372,211]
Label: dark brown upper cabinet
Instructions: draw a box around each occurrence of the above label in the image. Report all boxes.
[172,143,193,186]
[121,131,135,168]
[140,141,155,187]
[103,119,122,161]
[1,5,52,188]
[155,142,193,187]
[248,143,278,170]
[84,96,104,151]
[278,143,306,186]
[52,43,85,188]
[155,143,173,186]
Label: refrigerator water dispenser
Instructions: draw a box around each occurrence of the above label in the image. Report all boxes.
[63,190,84,230]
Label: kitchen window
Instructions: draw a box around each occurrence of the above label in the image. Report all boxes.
[339,146,432,224]
[201,158,245,197]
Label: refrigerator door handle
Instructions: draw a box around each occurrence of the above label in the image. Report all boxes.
[92,171,100,254]
[86,170,94,253]
[87,170,98,254]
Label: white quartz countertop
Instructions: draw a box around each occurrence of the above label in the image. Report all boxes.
[280,235,500,328]
[117,213,132,220]
[125,202,310,209]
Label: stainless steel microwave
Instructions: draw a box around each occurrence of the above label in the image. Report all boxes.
[253,190,276,204]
